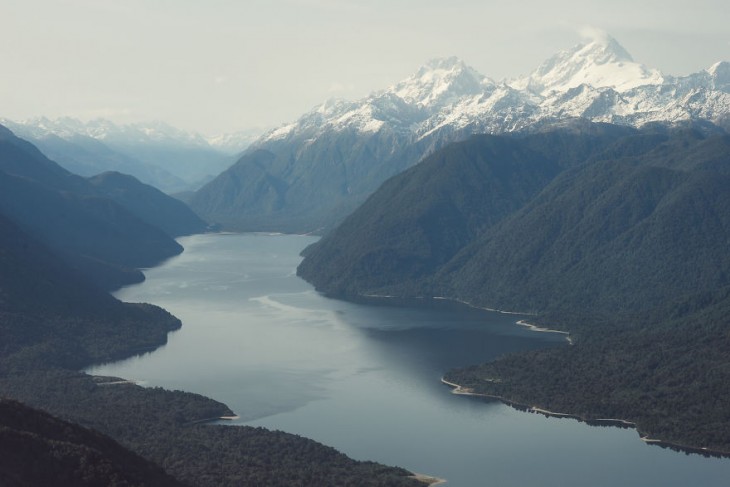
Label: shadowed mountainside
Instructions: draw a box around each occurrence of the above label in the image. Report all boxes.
[88,171,207,237]
[298,125,730,453]
[0,399,184,487]
[0,125,192,289]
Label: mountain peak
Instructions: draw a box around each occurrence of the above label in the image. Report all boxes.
[707,61,730,92]
[578,34,634,63]
[419,56,469,73]
[390,56,492,108]
[513,34,663,95]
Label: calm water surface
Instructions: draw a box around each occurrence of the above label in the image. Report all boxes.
[88,233,730,486]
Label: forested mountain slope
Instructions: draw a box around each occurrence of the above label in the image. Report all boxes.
[439,131,730,316]
[0,399,184,487]
[298,124,646,297]
[298,125,730,453]
[0,125,187,289]
[0,212,181,372]
[88,171,207,237]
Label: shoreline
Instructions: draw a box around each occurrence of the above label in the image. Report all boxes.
[431,295,535,316]
[357,293,534,316]
[181,415,241,426]
[411,473,447,486]
[441,377,730,459]
[515,319,573,344]
[366,290,726,459]
[357,292,573,343]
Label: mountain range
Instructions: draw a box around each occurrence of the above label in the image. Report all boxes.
[0,117,244,193]
[190,35,730,232]
[3,30,730,480]
[0,124,204,290]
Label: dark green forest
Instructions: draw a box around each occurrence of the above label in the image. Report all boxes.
[0,399,185,487]
[299,123,730,454]
[0,371,421,487]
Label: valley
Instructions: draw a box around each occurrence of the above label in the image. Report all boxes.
[87,233,730,487]
[1,21,730,487]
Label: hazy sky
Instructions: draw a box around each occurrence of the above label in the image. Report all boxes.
[1,0,728,135]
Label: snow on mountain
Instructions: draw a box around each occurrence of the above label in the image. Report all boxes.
[5,35,726,172]
[2,116,270,158]
[390,56,495,108]
[707,61,730,92]
[0,117,212,148]
[0,117,239,192]
[256,57,499,145]
[206,127,266,154]
[254,35,729,152]
[511,35,664,95]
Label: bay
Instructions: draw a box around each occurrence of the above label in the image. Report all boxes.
[88,233,730,486]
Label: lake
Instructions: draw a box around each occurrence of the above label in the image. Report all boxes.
[87,233,730,486]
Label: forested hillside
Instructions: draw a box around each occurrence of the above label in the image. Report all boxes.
[439,130,730,316]
[0,124,184,290]
[298,124,730,453]
[88,171,207,237]
[298,123,641,297]
[0,212,181,373]
[0,399,185,487]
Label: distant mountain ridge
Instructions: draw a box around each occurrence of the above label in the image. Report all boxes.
[0,124,200,290]
[19,133,189,191]
[191,35,730,232]
[0,117,244,192]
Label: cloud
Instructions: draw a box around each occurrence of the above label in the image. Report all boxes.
[577,25,610,43]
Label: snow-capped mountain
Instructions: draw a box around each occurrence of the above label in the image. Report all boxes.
[192,34,730,233]
[257,34,728,147]
[258,58,497,146]
[256,34,728,146]
[391,56,494,108]
[1,117,237,192]
[206,127,267,154]
[1,117,211,148]
[510,35,664,95]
